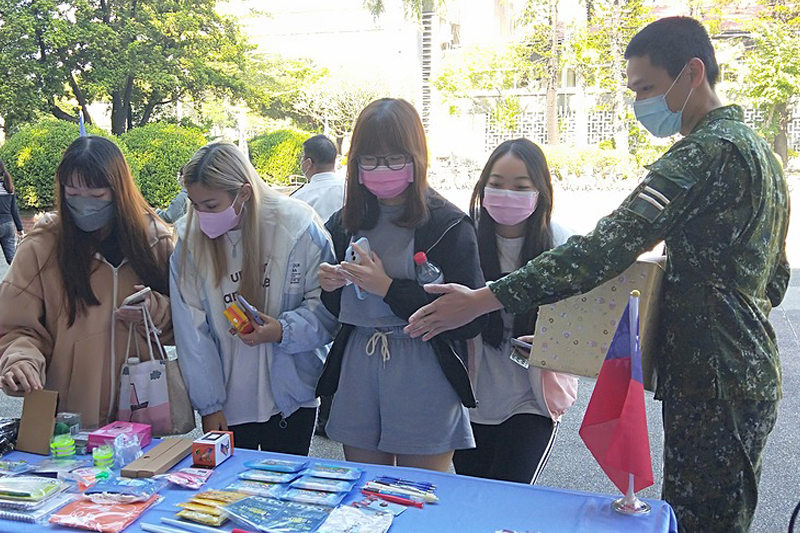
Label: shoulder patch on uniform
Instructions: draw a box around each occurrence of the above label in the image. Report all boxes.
[625,174,688,223]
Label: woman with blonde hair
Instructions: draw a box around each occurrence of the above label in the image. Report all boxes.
[171,142,336,454]
[0,136,173,429]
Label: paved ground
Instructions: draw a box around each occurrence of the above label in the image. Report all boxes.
[0,187,798,531]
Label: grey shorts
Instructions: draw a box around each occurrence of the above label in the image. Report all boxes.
[326,325,475,455]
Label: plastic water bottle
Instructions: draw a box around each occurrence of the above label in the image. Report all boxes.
[414,252,444,285]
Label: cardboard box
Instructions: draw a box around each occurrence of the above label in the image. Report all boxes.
[529,256,665,391]
[88,421,152,452]
[121,438,193,478]
[192,431,234,468]
[16,390,59,455]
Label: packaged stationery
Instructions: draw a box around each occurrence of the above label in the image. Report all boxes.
[290,475,356,493]
[281,487,347,507]
[31,457,90,478]
[224,496,331,533]
[83,476,162,504]
[317,505,393,533]
[0,476,65,502]
[49,494,161,532]
[195,489,249,504]
[0,460,32,475]
[0,493,73,524]
[239,469,299,484]
[306,463,362,481]
[225,478,287,498]
[177,509,227,527]
[243,458,308,473]
[164,467,213,489]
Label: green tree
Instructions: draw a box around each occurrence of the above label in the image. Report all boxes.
[295,77,382,152]
[120,123,207,208]
[0,0,252,135]
[571,0,653,153]
[0,119,135,209]
[738,1,800,165]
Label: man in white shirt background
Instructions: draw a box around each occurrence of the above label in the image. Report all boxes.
[291,134,343,438]
[292,134,344,223]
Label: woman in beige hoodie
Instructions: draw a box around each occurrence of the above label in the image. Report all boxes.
[0,136,173,429]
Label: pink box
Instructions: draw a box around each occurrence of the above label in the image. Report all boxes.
[88,421,152,452]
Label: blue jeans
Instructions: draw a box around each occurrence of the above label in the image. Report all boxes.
[0,222,16,264]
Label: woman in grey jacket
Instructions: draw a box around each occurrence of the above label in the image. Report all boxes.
[171,143,337,454]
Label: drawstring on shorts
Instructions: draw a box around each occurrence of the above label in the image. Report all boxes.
[366,330,392,367]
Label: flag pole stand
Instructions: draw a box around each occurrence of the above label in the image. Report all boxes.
[613,473,650,515]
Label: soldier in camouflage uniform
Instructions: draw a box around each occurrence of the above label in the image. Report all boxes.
[406,17,789,533]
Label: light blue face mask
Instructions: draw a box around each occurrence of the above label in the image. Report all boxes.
[633,64,693,138]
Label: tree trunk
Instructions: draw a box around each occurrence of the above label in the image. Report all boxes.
[111,91,127,135]
[609,0,628,154]
[69,75,92,124]
[545,0,560,145]
[110,76,135,135]
[775,102,790,167]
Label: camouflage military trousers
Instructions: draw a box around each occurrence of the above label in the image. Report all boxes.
[662,398,778,533]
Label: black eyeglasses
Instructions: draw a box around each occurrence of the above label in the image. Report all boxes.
[356,154,412,171]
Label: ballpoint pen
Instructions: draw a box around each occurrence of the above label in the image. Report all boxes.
[375,476,437,492]
[365,481,439,503]
[361,489,424,509]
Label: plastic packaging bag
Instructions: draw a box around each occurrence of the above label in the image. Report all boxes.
[281,487,347,507]
[290,475,356,493]
[0,460,32,475]
[224,496,331,533]
[112,433,142,467]
[163,467,213,489]
[306,463,363,481]
[83,476,163,504]
[225,479,287,499]
[243,458,307,473]
[317,505,393,533]
[49,494,161,532]
[0,476,65,502]
[239,469,299,484]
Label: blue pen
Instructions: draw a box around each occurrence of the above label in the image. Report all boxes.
[376,476,436,489]
[376,476,436,492]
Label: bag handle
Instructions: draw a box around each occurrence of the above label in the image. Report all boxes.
[125,304,166,363]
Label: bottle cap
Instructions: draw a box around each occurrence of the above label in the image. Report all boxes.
[413,252,427,265]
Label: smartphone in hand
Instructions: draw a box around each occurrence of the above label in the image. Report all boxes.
[236,294,265,326]
[510,338,533,351]
[345,237,371,300]
[121,287,151,307]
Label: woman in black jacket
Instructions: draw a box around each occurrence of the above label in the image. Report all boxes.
[0,160,23,265]
[317,98,486,471]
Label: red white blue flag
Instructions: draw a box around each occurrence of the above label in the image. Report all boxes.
[579,293,654,494]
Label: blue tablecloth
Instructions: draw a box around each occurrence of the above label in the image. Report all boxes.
[3,444,678,533]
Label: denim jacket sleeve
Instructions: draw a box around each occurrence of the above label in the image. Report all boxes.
[170,240,227,416]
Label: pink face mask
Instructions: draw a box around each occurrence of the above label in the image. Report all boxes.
[359,165,414,199]
[196,190,243,239]
[483,187,539,226]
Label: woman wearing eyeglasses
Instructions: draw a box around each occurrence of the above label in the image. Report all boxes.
[316,98,486,471]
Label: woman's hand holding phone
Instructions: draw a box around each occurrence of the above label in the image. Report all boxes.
[318,262,348,292]
[237,304,283,347]
[339,242,393,298]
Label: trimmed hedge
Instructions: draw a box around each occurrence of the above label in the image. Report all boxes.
[120,123,207,208]
[0,119,135,210]
[249,129,311,186]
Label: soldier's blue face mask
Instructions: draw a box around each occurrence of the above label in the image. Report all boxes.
[633,63,693,138]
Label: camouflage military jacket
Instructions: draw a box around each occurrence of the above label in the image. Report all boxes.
[490,105,790,401]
